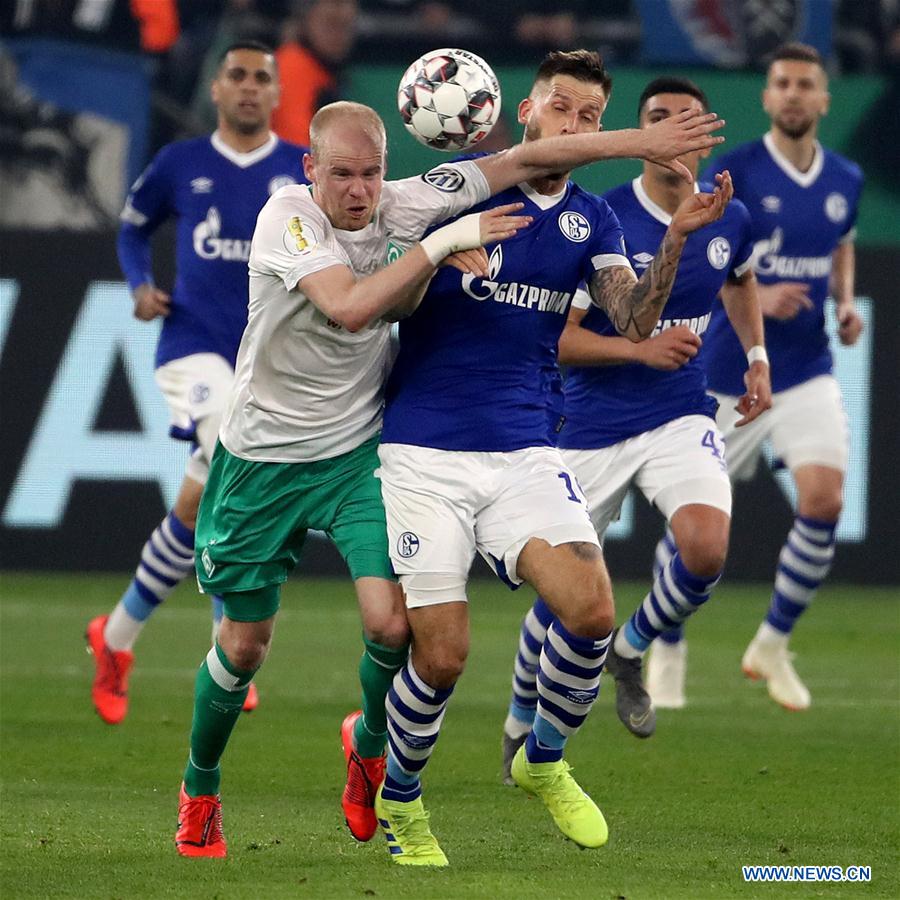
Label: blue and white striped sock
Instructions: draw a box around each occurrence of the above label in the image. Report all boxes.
[505,597,554,737]
[104,511,195,651]
[765,515,836,635]
[620,552,720,656]
[526,620,610,764]
[652,531,684,645]
[382,660,454,802]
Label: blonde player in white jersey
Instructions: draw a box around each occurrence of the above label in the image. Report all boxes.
[172,99,727,858]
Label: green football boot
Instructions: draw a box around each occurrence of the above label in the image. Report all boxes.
[510,745,608,848]
[374,783,449,866]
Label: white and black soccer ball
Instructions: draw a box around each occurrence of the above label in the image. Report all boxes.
[397,48,501,151]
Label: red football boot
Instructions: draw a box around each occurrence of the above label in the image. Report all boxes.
[340,710,385,842]
[242,682,259,712]
[175,783,227,858]
[85,615,134,725]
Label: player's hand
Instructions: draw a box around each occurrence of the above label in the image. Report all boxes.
[670,171,733,237]
[836,302,864,345]
[442,247,489,277]
[636,325,702,370]
[641,108,726,183]
[734,360,772,427]
[757,282,813,320]
[478,202,532,244]
[133,283,171,321]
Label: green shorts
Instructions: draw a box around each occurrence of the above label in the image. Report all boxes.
[195,434,395,621]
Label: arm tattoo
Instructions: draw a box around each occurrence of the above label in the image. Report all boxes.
[590,230,684,340]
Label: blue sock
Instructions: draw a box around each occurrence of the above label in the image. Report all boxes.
[624,552,720,653]
[382,661,454,802]
[506,597,554,731]
[528,620,610,764]
[105,511,195,651]
[766,515,836,634]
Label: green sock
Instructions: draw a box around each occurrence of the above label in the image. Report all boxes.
[354,636,408,758]
[183,643,255,797]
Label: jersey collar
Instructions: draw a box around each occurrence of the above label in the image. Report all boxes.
[632,175,698,226]
[211,131,279,168]
[763,132,824,188]
[517,180,569,210]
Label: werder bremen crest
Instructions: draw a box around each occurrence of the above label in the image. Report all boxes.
[385,239,405,265]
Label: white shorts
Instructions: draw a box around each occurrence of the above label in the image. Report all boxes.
[154,352,234,485]
[713,374,849,481]
[377,444,599,607]
[561,414,732,541]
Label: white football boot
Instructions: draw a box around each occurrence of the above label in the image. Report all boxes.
[742,630,811,711]
[646,639,687,709]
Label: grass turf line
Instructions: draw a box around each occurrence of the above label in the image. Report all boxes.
[1,573,898,899]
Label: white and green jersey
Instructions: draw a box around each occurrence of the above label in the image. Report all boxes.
[219,160,490,462]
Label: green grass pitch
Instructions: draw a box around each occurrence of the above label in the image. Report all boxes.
[1,573,898,899]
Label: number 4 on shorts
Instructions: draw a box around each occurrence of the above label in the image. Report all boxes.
[701,429,722,459]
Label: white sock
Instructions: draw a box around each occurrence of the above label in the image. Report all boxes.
[756,621,789,647]
[614,628,643,659]
[104,602,143,651]
[504,713,532,739]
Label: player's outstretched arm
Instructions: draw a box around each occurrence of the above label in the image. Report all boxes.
[589,173,733,341]
[475,108,725,193]
[300,204,531,331]
[557,307,701,369]
[720,271,772,426]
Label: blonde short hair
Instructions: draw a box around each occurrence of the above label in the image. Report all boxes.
[309,101,386,158]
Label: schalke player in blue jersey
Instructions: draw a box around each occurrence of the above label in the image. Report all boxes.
[85,42,307,724]
[499,77,772,764]
[171,92,727,857]
[373,52,733,864]
[665,42,863,712]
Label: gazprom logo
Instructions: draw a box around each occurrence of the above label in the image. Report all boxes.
[461,245,502,301]
[193,207,251,261]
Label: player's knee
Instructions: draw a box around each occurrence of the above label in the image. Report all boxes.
[800,490,842,523]
[365,612,410,650]
[221,633,271,672]
[679,535,728,579]
[558,577,615,638]
[561,602,614,639]
[413,644,467,690]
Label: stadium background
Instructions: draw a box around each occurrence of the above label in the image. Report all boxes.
[1,16,898,584]
[1,4,899,898]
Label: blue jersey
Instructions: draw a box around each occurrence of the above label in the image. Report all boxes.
[561,177,754,450]
[701,135,863,394]
[118,133,307,369]
[381,181,631,451]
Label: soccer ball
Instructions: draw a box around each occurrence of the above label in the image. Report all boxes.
[397,48,501,151]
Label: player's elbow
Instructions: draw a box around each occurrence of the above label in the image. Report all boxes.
[339,312,369,333]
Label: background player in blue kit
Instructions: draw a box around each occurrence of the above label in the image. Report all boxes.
[374,52,733,864]
[85,42,307,724]
[659,43,865,712]
[499,77,771,764]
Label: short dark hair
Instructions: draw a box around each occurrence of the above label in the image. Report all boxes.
[533,50,612,99]
[769,42,823,68]
[218,40,275,65]
[638,76,708,119]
